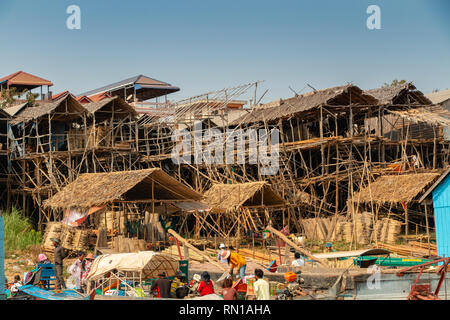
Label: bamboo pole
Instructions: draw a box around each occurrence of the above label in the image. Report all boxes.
[265,225,328,267]
[167,229,226,271]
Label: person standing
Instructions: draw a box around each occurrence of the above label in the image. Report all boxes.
[151,272,172,298]
[221,250,247,279]
[69,251,85,293]
[253,268,270,300]
[81,253,95,293]
[51,238,67,290]
[217,243,227,263]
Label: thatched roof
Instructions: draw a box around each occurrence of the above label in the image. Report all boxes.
[230,84,378,125]
[387,105,450,127]
[44,168,202,209]
[365,83,432,106]
[84,96,137,121]
[10,94,87,125]
[426,88,450,105]
[352,172,441,204]
[202,181,285,213]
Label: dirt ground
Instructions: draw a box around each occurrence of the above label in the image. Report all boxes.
[4,252,77,284]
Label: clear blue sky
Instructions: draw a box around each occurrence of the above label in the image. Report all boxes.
[0,0,449,103]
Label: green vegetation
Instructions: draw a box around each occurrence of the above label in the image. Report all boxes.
[0,87,39,109]
[2,207,42,255]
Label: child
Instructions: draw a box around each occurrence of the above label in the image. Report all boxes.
[221,277,237,300]
[197,271,215,296]
[10,275,23,297]
[189,274,201,294]
[291,252,305,267]
[253,268,270,300]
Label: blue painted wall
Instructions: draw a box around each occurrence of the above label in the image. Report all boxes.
[432,174,450,257]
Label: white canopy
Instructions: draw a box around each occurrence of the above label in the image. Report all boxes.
[87,251,179,281]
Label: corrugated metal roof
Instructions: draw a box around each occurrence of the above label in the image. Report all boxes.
[78,74,178,97]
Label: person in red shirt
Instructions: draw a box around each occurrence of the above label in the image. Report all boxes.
[197,271,215,296]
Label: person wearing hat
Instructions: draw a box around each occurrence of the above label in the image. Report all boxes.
[221,250,247,280]
[189,273,201,294]
[217,243,227,263]
[51,238,67,290]
[151,272,172,298]
[81,253,95,293]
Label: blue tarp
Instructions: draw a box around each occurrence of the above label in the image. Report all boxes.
[18,285,88,300]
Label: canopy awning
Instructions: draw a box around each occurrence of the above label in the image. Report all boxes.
[87,251,179,281]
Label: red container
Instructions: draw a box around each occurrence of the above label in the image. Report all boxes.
[237,283,248,293]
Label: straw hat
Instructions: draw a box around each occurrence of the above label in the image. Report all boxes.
[221,250,231,260]
[85,253,95,260]
[193,274,201,282]
[219,243,226,249]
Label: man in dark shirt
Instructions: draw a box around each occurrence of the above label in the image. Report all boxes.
[51,238,67,290]
[151,272,172,298]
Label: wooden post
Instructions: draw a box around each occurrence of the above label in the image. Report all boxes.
[405,205,409,239]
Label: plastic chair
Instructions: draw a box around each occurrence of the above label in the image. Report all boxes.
[37,264,56,290]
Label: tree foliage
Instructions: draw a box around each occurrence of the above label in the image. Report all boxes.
[0,87,39,109]
[382,79,407,88]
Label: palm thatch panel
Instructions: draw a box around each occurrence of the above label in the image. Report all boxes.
[84,96,137,121]
[230,84,378,125]
[10,94,87,125]
[352,172,441,204]
[387,106,450,127]
[44,168,202,209]
[202,181,285,213]
[365,83,432,106]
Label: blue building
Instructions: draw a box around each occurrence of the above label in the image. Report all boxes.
[419,168,450,258]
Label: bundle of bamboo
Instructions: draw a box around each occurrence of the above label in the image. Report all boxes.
[161,245,206,262]
[373,218,402,244]
[374,243,437,257]
[42,222,63,254]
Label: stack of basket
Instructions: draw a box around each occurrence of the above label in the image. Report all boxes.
[373,218,402,244]
[355,212,373,245]
[42,222,64,257]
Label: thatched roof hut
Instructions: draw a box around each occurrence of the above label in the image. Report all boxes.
[10,94,87,125]
[202,181,285,213]
[230,84,378,125]
[44,168,202,210]
[84,96,137,122]
[387,105,450,127]
[352,172,441,204]
[365,83,432,106]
